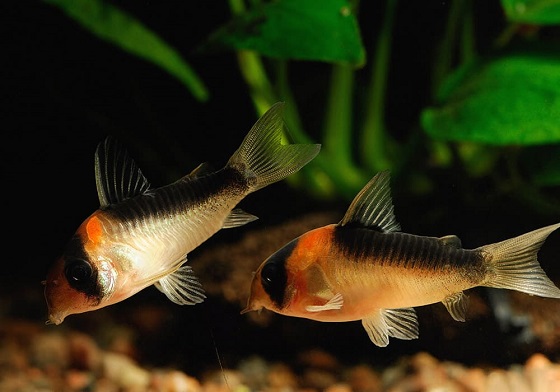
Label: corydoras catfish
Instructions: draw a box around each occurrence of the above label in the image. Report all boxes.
[44,103,320,325]
[242,171,560,347]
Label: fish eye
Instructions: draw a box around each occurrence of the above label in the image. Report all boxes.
[261,262,278,289]
[259,257,288,307]
[260,259,287,293]
[64,259,94,288]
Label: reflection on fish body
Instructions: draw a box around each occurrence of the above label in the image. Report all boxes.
[243,171,560,347]
[43,103,321,325]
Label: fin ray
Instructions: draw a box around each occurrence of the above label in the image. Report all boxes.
[442,292,468,321]
[227,102,321,192]
[362,308,419,347]
[339,171,400,232]
[94,137,151,207]
[306,293,344,312]
[155,264,206,305]
[222,209,258,229]
[480,223,560,298]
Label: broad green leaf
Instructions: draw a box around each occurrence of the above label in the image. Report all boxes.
[200,0,365,66]
[501,0,560,25]
[421,50,560,145]
[44,0,209,101]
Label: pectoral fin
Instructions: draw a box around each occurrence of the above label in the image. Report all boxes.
[306,293,344,312]
[442,291,468,321]
[155,264,206,305]
[362,308,419,347]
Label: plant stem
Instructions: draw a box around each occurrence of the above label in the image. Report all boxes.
[228,0,275,114]
[431,0,467,96]
[360,0,397,172]
[236,50,276,115]
[323,64,369,195]
[324,65,354,165]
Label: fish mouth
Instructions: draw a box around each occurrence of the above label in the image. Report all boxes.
[240,306,253,314]
[240,301,262,314]
[42,274,68,325]
[46,312,66,326]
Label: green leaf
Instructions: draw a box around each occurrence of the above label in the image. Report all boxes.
[201,0,365,66]
[421,49,560,145]
[44,0,209,101]
[501,0,560,25]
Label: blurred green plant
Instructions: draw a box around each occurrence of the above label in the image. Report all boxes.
[44,0,560,212]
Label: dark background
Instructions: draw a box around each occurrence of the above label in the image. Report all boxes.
[4,0,559,378]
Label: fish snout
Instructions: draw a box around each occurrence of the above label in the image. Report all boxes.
[46,311,66,326]
[43,257,83,325]
[43,275,68,325]
[240,302,261,314]
[240,295,262,314]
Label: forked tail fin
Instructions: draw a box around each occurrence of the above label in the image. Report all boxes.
[480,223,560,298]
[227,102,321,192]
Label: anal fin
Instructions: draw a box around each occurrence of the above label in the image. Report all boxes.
[222,208,258,229]
[362,308,419,347]
[442,291,468,321]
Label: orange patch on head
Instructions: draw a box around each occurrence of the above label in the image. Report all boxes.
[85,215,103,244]
[289,225,335,271]
[296,225,334,253]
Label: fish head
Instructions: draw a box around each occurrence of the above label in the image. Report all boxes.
[43,255,91,325]
[242,259,286,315]
[44,250,118,324]
[242,227,335,317]
[44,215,119,325]
[242,238,301,315]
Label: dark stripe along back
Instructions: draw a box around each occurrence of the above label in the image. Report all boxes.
[333,227,485,272]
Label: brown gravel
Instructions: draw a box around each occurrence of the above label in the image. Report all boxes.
[1,318,560,392]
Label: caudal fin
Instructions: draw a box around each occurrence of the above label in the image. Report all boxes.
[480,223,560,298]
[227,102,321,192]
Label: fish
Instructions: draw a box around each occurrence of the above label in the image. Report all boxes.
[242,171,560,347]
[43,102,321,325]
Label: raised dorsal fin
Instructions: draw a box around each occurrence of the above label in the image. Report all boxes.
[338,171,400,232]
[94,136,151,207]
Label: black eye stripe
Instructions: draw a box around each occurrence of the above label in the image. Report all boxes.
[260,238,298,308]
[62,236,101,301]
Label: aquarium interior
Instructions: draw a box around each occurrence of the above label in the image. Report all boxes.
[3,0,560,390]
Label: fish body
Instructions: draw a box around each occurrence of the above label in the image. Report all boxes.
[243,171,560,347]
[44,103,320,325]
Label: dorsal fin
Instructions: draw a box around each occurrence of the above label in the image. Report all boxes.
[338,171,400,232]
[94,136,151,207]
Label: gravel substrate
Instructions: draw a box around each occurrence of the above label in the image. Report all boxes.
[1,318,559,392]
